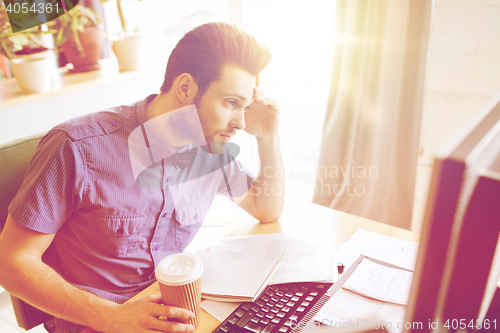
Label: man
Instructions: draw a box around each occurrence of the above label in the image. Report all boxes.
[0,22,284,333]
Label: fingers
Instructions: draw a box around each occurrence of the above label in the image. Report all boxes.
[150,304,195,322]
[253,87,266,102]
[149,318,195,333]
[147,303,195,333]
[252,88,278,109]
[143,294,164,304]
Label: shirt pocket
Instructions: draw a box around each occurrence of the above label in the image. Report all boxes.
[93,215,146,258]
[173,202,209,249]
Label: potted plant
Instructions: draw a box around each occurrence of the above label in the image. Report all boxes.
[53,5,104,72]
[0,5,55,93]
[100,0,145,71]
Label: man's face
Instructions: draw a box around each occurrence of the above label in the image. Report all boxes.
[195,64,256,154]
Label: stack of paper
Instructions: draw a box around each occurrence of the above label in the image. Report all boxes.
[209,233,337,284]
[335,228,418,271]
[313,254,415,333]
[195,250,280,302]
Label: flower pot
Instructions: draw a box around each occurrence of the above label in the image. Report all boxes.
[10,52,53,94]
[112,35,143,71]
[63,25,102,72]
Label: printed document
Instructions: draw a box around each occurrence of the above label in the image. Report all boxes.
[342,257,413,305]
[336,228,418,271]
[209,233,336,284]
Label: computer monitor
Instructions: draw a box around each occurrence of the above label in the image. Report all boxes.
[404,93,500,333]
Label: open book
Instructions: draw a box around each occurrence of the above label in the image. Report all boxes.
[195,249,281,302]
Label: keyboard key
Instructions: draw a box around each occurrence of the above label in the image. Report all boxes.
[276,302,285,308]
[279,327,289,333]
[267,301,276,307]
[296,306,305,312]
[266,313,275,319]
[266,291,275,297]
[270,308,279,313]
[276,290,284,297]
[260,318,270,325]
[282,306,291,312]
[251,317,260,324]
[256,300,266,307]
[286,301,295,307]
[235,309,246,317]
[262,295,270,302]
[305,296,314,301]
[285,292,294,297]
[236,311,255,328]
[284,320,293,327]
[290,288,297,293]
[295,292,304,297]
[271,296,280,302]
[220,325,230,332]
[242,303,252,311]
[281,287,289,292]
[310,292,318,296]
[280,298,288,303]
[317,284,325,289]
[270,286,279,292]
[228,315,239,325]
[271,317,281,324]
[301,301,310,307]
[277,312,286,318]
[263,323,276,333]
[290,315,298,321]
[256,311,265,318]
[244,322,264,333]
[291,296,300,302]
[252,306,261,312]
[262,306,271,313]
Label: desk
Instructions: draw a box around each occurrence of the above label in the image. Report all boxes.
[80,196,419,333]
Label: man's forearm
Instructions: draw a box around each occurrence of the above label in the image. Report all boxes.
[252,135,285,222]
[0,254,115,332]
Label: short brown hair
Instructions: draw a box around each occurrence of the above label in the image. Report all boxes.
[160,22,272,97]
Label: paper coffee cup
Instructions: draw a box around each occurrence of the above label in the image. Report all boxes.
[155,253,203,327]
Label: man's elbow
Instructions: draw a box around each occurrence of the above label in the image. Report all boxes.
[257,211,283,224]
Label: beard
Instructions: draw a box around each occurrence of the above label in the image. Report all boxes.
[207,141,227,155]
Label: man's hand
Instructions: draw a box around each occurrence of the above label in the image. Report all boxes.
[101,294,195,333]
[244,87,280,139]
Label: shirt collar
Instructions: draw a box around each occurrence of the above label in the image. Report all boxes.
[135,94,193,155]
[135,94,157,126]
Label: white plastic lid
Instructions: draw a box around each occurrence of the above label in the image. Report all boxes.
[155,253,203,286]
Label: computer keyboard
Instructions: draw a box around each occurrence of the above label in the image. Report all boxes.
[212,281,333,333]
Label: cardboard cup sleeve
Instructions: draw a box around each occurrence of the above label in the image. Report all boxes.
[156,253,204,327]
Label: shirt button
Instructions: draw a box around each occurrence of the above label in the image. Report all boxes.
[193,214,198,220]
[166,176,172,182]
[116,228,124,235]
[163,213,168,218]
[112,121,119,126]
[154,245,159,251]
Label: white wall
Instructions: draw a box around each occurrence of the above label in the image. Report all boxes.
[0,69,165,145]
[413,0,500,231]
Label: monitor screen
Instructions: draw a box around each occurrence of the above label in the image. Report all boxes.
[404,93,500,333]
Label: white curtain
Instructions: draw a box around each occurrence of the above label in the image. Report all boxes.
[313,0,433,229]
